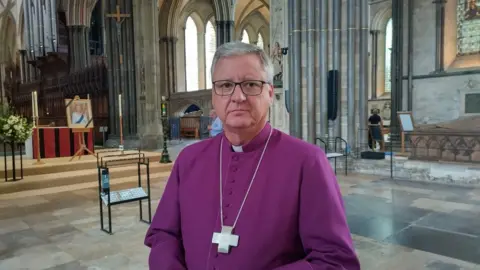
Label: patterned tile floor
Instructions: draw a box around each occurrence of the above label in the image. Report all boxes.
[1,140,480,269]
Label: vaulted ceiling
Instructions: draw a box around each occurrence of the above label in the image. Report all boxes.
[235,0,269,24]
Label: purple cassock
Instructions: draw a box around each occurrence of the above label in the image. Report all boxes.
[145,123,360,270]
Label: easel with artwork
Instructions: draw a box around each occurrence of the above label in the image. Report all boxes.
[65,95,96,161]
[397,111,415,154]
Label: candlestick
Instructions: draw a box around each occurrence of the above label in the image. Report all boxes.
[87,94,90,100]
[118,94,122,116]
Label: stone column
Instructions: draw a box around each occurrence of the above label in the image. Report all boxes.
[359,0,369,149]
[370,30,379,99]
[198,31,206,89]
[291,0,302,138]
[317,0,328,138]
[347,0,357,149]
[306,0,316,143]
[407,0,414,110]
[105,0,138,146]
[161,37,178,96]
[216,21,234,47]
[390,0,404,134]
[434,0,447,72]
[67,26,91,72]
[287,0,294,135]
[133,0,162,149]
[331,0,342,139]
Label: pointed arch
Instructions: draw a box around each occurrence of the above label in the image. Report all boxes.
[257,32,264,49]
[241,29,250,43]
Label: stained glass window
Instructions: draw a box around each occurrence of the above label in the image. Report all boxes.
[185,17,199,91]
[457,0,480,55]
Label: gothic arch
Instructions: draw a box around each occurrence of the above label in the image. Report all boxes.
[370,7,392,98]
[172,100,205,117]
[257,25,269,50]
[236,10,268,41]
[371,6,391,31]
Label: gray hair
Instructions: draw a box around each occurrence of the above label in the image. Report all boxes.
[210,41,274,83]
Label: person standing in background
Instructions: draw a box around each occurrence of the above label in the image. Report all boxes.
[209,109,223,137]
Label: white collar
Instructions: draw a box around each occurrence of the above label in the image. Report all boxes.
[232,145,244,152]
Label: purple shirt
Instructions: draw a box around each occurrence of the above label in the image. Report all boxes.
[145,123,360,269]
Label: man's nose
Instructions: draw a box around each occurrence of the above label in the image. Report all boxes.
[231,85,246,102]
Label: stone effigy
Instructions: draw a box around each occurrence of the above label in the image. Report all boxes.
[409,116,480,163]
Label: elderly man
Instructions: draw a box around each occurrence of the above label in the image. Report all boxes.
[209,109,223,137]
[145,41,360,269]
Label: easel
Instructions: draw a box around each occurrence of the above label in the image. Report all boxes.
[67,95,97,161]
[70,128,96,161]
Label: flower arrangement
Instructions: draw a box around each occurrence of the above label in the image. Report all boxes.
[0,106,33,143]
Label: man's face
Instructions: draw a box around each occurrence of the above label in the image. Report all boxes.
[212,54,273,130]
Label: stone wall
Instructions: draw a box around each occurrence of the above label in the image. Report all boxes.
[329,156,480,187]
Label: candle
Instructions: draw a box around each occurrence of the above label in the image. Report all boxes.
[87,94,90,100]
[118,94,122,117]
[33,91,38,118]
[31,92,35,119]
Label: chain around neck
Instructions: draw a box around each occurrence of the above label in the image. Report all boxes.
[219,127,273,229]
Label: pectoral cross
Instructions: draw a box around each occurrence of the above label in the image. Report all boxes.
[212,226,239,254]
[106,5,130,64]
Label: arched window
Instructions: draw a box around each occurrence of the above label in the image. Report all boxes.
[384,18,392,93]
[257,33,264,49]
[205,21,216,89]
[241,30,250,43]
[185,17,199,91]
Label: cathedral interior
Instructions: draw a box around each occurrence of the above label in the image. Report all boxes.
[1,0,480,269]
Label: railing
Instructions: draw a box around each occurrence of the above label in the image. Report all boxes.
[409,132,480,163]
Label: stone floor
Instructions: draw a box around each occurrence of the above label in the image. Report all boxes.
[1,171,480,269]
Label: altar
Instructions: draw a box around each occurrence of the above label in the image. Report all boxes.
[31,127,95,159]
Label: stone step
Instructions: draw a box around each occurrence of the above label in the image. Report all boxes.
[1,150,162,178]
[0,171,171,200]
[0,162,173,195]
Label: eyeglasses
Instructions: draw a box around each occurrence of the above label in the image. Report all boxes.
[212,80,267,96]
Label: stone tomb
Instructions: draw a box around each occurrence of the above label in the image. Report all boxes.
[409,116,480,163]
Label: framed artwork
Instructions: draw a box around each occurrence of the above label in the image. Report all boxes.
[397,111,414,132]
[65,98,94,129]
[368,99,391,126]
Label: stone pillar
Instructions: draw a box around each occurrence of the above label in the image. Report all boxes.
[198,31,206,89]
[291,0,302,139]
[306,0,316,144]
[359,0,369,150]
[317,0,328,138]
[161,37,178,96]
[287,0,294,135]
[216,21,234,47]
[133,0,162,149]
[105,0,138,147]
[331,0,342,139]
[370,30,379,99]
[390,0,404,134]
[434,0,447,72]
[67,26,91,72]
[347,0,357,149]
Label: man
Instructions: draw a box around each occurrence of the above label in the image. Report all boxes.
[209,109,223,137]
[145,41,360,269]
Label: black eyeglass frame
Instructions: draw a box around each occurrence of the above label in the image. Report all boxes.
[212,80,269,96]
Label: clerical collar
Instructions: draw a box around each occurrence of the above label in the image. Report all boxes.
[232,145,244,152]
[225,122,272,153]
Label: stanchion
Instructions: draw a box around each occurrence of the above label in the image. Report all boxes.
[160,96,171,164]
